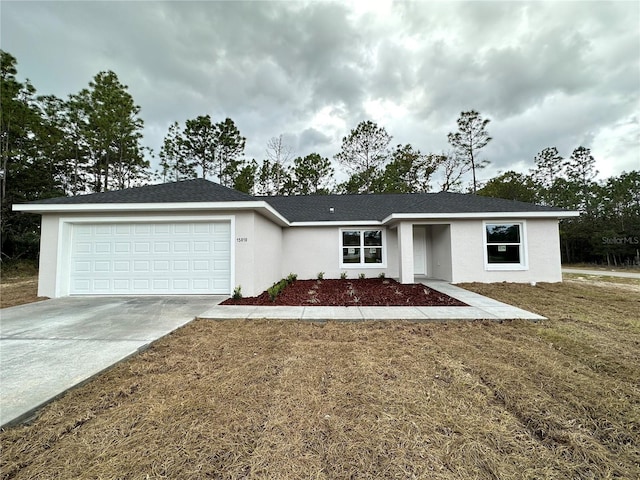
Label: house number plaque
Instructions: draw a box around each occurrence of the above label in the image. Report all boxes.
[236,237,248,243]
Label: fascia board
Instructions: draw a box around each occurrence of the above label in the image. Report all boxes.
[381,211,580,224]
[13,201,291,226]
[289,220,382,227]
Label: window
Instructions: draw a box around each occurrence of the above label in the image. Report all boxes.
[484,222,527,270]
[340,229,384,267]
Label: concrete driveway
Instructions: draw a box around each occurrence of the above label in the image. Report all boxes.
[0,296,222,428]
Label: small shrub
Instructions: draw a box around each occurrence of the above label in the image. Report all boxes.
[267,275,296,302]
[340,272,348,279]
[378,272,386,279]
[358,273,365,280]
[317,271,325,280]
[286,272,298,283]
[232,286,243,300]
[267,279,289,302]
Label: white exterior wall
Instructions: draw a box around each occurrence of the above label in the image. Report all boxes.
[36,210,266,298]
[450,218,562,283]
[250,212,283,296]
[35,208,564,299]
[37,215,61,298]
[397,222,414,283]
[281,226,399,280]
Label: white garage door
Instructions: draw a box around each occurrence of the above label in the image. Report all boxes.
[69,222,231,295]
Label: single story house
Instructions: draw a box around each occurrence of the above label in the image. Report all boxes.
[15,179,578,298]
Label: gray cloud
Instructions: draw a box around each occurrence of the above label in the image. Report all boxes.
[2,0,638,182]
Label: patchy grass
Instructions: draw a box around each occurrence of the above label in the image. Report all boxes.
[563,263,640,272]
[563,272,640,288]
[0,269,46,308]
[1,282,639,479]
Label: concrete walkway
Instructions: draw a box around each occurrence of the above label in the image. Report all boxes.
[562,268,640,279]
[0,296,224,428]
[199,281,546,322]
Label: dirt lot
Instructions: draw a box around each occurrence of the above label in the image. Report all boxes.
[1,280,639,479]
[0,265,47,308]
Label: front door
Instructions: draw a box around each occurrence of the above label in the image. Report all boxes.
[413,227,426,276]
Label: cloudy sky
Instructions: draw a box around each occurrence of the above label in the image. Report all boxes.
[2,0,639,186]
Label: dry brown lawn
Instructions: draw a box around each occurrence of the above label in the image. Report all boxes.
[1,280,639,479]
[0,264,47,308]
[563,272,640,288]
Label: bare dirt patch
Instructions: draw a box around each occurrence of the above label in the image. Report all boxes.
[2,282,639,479]
[0,275,47,309]
[222,278,466,306]
[563,273,640,292]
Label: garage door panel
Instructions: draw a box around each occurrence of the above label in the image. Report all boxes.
[153,279,170,290]
[114,279,131,290]
[94,261,110,272]
[194,242,210,253]
[153,260,170,272]
[114,242,130,253]
[174,224,190,234]
[134,242,151,253]
[215,223,230,233]
[114,261,130,272]
[70,222,231,295]
[133,260,150,272]
[154,242,171,253]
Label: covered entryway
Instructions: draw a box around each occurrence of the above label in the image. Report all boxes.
[398,222,453,283]
[69,221,231,295]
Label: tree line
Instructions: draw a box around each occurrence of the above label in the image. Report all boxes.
[1,50,638,265]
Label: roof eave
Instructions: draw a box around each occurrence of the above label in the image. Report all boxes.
[381,210,580,224]
[13,201,291,227]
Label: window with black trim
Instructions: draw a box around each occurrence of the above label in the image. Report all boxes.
[485,223,526,269]
[341,229,384,266]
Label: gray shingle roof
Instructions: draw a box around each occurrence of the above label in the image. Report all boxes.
[262,192,566,222]
[29,179,254,204]
[24,179,567,222]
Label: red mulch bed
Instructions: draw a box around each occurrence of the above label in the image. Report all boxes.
[221,278,467,307]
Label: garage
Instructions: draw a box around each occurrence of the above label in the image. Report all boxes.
[69,221,231,295]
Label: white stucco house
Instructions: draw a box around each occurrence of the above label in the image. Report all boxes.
[14,179,578,298]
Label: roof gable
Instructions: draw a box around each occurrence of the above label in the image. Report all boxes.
[29,178,255,204]
[18,179,574,222]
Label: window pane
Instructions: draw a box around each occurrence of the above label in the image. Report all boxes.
[486,224,520,244]
[363,230,382,246]
[343,247,361,263]
[487,245,521,263]
[343,230,361,247]
[364,247,382,263]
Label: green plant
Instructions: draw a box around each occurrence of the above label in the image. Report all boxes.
[317,271,324,280]
[267,274,297,302]
[340,272,348,279]
[286,273,298,283]
[232,285,243,300]
[359,273,365,280]
[267,279,288,302]
[378,272,386,279]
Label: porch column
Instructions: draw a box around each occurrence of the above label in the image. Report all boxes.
[397,221,414,284]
